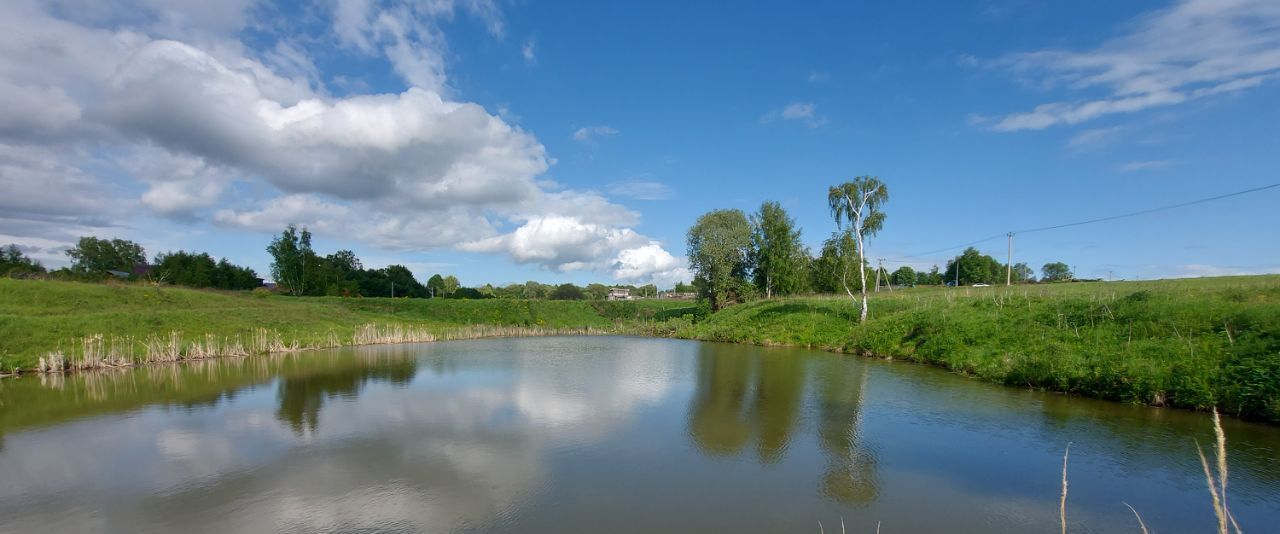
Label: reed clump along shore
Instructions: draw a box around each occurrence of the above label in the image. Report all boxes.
[29,324,632,373]
[2,275,1278,422]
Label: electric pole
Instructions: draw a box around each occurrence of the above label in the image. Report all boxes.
[874,259,882,292]
[1006,232,1014,286]
[391,281,395,298]
[954,255,961,287]
[878,259,894,292]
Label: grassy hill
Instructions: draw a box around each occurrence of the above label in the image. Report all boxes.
[2,275,1278,422]
[662,276,1280,422]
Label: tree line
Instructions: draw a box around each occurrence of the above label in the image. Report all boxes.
[1,237,261,290]
[687,176,1075,318]
[264,225,669,299]
[3,229,685,300]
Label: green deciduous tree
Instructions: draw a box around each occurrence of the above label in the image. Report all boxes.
[1,245,45,276]
[586,283,611,300]
[427,274,445,297]
[687,209,755,311]
[1041,262,1073,282]
[750,201,807,298]
[153,251,259,290]
[443,275,460,296]
[944,247,1004,286]
[550,283,585,300]
[890,266,916,287]
[828,177,888,322]
[66,236,145,276]
[267,225,313,296]
[385,265,423,297]
[523,280,548,299]
[811,231,868,295]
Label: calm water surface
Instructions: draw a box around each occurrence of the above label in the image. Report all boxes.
[1,337,1277,533]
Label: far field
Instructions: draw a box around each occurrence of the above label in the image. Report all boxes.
[1,276,1277,422]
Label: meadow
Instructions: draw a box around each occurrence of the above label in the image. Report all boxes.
[2,275,1277,422]
[661,275,1280,423]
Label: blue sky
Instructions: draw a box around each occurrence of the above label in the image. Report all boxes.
[1,0,1277,286]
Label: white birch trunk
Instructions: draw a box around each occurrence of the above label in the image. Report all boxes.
[856,228,868,323]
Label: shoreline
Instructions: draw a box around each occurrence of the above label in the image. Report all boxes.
[3,276,1277,423]
[0,325,1260,426]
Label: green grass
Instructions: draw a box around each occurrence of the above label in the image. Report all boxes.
[3,276,1278,422]
[665,276,1280,423]
[0,279,686,371]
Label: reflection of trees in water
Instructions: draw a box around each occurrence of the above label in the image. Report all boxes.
[817,362,877,503]
[688,346,878,502]
[277,357,418,433]
[687,346,805,463]
[689,350,752,455]
[753,354,806,463]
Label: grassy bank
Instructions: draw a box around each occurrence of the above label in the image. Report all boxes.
[3,276,1278,422]
[661,276,1280,423]
[0,278,687,372]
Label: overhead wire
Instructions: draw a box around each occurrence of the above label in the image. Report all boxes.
[876,182,1280,265]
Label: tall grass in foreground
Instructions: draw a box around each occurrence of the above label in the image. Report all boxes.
[823,408,1244,532]
[1058,408,1242,534]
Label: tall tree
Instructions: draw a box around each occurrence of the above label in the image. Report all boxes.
[687,209,754,311]
[1,244,45,276]
[267,225,313,296]
[1041,262,1073,282]
[427,274,446,297]
[750,201,806,298]
[944,247,1004,286]
[66,237,145,276]
[443,275,460,296]
[384,265,422,297]
[327,250,362,272]
[828,177,889,322]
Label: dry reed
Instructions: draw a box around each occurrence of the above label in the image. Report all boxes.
[1060,442,1070,534]
[1122,502,1149,534]
[31,323,620,376]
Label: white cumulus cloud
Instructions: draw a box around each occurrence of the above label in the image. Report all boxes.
[0,0,686,283]
[990,0,1280,131]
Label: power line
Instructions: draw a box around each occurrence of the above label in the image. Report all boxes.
[1013,182,1280,235]
[881,182,1280,264]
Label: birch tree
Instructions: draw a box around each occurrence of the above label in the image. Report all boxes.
[266,225,313,296]
[828,177,888,322]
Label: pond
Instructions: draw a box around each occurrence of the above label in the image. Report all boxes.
[0,337,1276,533]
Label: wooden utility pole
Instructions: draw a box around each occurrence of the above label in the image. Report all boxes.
[954,255,960,287]
[877,259,894,292]
[874,259,882,292]
[1006,232,1014,286]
